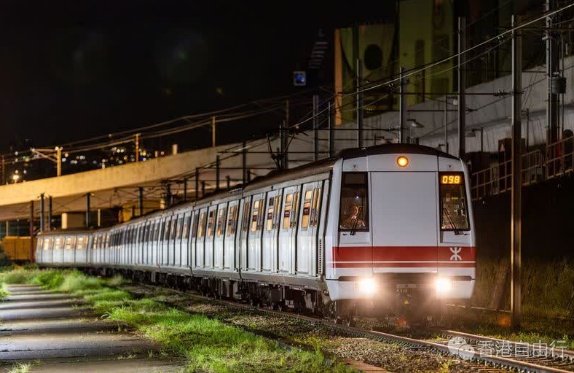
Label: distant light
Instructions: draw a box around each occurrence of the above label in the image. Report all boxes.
[293,71,306,86]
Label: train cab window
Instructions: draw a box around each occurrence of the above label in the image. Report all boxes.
[282,194,293,230]
[251,199,264,232]
[207,210,216,237]
[439,172,470,231]
[198,211,207,238]
[301,190,313,229]
[227,205,238,236]
[217,208,227,237]
[339,172,369,231]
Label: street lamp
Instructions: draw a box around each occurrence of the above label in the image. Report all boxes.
[407,119,424,144]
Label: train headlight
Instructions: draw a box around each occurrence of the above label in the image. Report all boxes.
[435,277,452,295]
[397,156,409,167]
[359,278,377,295]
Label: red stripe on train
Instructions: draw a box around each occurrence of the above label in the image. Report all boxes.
[332,246,476,268]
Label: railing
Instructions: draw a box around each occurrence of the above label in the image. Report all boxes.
[470,148,546,201]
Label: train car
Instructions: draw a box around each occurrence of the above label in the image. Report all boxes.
[35,143,476,323]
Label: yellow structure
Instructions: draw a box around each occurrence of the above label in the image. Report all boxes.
[1,236,35,262]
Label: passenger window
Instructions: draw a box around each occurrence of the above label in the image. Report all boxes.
[251,199,262,232]
[311,187,322,227]
[44,238,52,251]
[65,237,75,250]
[227,205,238,236]
[291,191,300,228]
[272,195,281,229]
[207,210,216,237]
[241,201,251,233]
[266,197,274,231]
[182,216,191,239]
[301,190,313,229]
[283,194,293,229]
[339,172,369,231]
[191,212,200,238]
[217,208,227,237]
[198,212,207,238]
[77,236,86,250]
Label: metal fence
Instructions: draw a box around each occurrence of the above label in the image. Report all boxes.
[469,136,574,200]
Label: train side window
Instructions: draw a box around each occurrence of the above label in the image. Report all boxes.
[272,195,281,229]
[251,199,263,232]
[198,211,207,238]
[64,237,75,250]
[77,236,86,250]
[301,190,313,230]
[311,187,322,227]
[207,210,216,237]
[43,237,52,251]
[282,194,292,229]
[291,191,300,228]
[439,172,470,231]
[227,205,238,236]
[191,212,200,238]
[241,201,251,233]
[339,172,369,231]
[266,197,275,231]
[182,216,190,239]
[217,207,227,237]
[54,237,63,250]
[164,219,171,241]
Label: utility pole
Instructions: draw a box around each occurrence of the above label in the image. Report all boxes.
[135,133,140,163]
[511,14,523,331]
[399,67,406,144]
[353,24,363,148]
[546,0,560,148]
[458,16,467,160]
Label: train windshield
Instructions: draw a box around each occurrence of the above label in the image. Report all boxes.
[439,172,470,232]
[339,172,369,231]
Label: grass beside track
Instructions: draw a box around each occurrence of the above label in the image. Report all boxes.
[0,267,356,373]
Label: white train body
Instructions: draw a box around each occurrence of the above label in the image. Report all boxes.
[35,144,476,320]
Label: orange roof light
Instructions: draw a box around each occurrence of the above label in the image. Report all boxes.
[397,156,409,167]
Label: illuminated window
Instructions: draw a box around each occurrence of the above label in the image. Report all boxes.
[227,205,238,236]
[217,207,227,237]
[266,197,275,231]
[207,210,216,237]
[191,212,200,238]
[301,190,313,229]
[65,237,75,250]
[77,236,87,250]
[198,212,207,238]
[182,216,191,239]
[339,172,369,231]
[311,187,322,227]
[251,199,262,232]
[291,191,300,228]
[272,195,281,229]
[241,201,251,233]
[282,194,292,230]
[439,172,470,231]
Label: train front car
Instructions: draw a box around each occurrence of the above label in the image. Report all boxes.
[324,144,476,324]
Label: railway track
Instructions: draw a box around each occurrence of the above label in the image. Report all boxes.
[118,281,574,373]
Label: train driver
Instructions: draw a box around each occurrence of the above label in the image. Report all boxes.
[340,204,366,230]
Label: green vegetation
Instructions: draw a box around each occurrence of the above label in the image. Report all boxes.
[0,269,356,373]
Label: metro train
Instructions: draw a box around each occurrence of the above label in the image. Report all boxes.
[35,143,476,324]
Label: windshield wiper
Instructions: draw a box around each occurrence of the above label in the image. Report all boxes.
[443,206,461,235]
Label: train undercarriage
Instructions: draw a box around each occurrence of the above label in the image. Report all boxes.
[81,265,447,327]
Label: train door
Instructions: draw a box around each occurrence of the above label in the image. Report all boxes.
[247,193,265,272]
[296,183,322,276]
[278,186,300,275]
[262,190,281,273]
[370,172,438,272]
[238,197,252,273]
[224,201,239,271]
[213,203,227,269]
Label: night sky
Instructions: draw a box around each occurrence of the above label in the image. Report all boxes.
[0,1,391,152]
